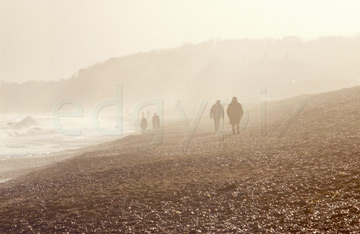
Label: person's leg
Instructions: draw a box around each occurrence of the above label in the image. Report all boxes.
[215,119,220,132]
[232,124,235,134]
[236,123,240,134]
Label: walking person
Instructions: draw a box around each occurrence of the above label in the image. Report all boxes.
[146,110,151,121]
[210,100,224,132]
[226,97,243,134]
[141,116,148,133]
[152,113,160,129]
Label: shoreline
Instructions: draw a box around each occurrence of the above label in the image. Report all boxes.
[0,133,136,184]
[1,123,359,232]
[1,87,360,232]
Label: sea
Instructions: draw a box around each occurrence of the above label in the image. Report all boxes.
[0,115,132,158]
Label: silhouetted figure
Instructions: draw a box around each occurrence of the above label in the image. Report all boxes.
[152,113,160,129]
[210,100,224,132]
[146,110,151,121]
[140,117,148,133]
[227,97,243,134]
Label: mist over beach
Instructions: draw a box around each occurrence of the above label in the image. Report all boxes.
[1,0,360,233]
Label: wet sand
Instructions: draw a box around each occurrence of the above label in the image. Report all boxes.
[0,137,126,184]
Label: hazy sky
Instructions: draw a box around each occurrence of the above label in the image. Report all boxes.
[1,0,360,83]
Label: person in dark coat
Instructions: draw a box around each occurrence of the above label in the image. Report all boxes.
[141,117,148,133]
[210,100,224,132]
[152,113,160,129]
[226,97,243,134]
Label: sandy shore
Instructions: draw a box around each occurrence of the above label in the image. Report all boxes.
[1,88,360,232]
[0,150,79,183]
[0,135,127,184]
[0,124,359,233]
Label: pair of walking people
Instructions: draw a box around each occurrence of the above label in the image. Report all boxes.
[210,97,243,134]
[141,113,161,133]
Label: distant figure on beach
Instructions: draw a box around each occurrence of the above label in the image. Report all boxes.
[152,113,160,129]
[146,110,151,121]
[210,100,224,132]
[140,117,148,133]
[227,97,243,134]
